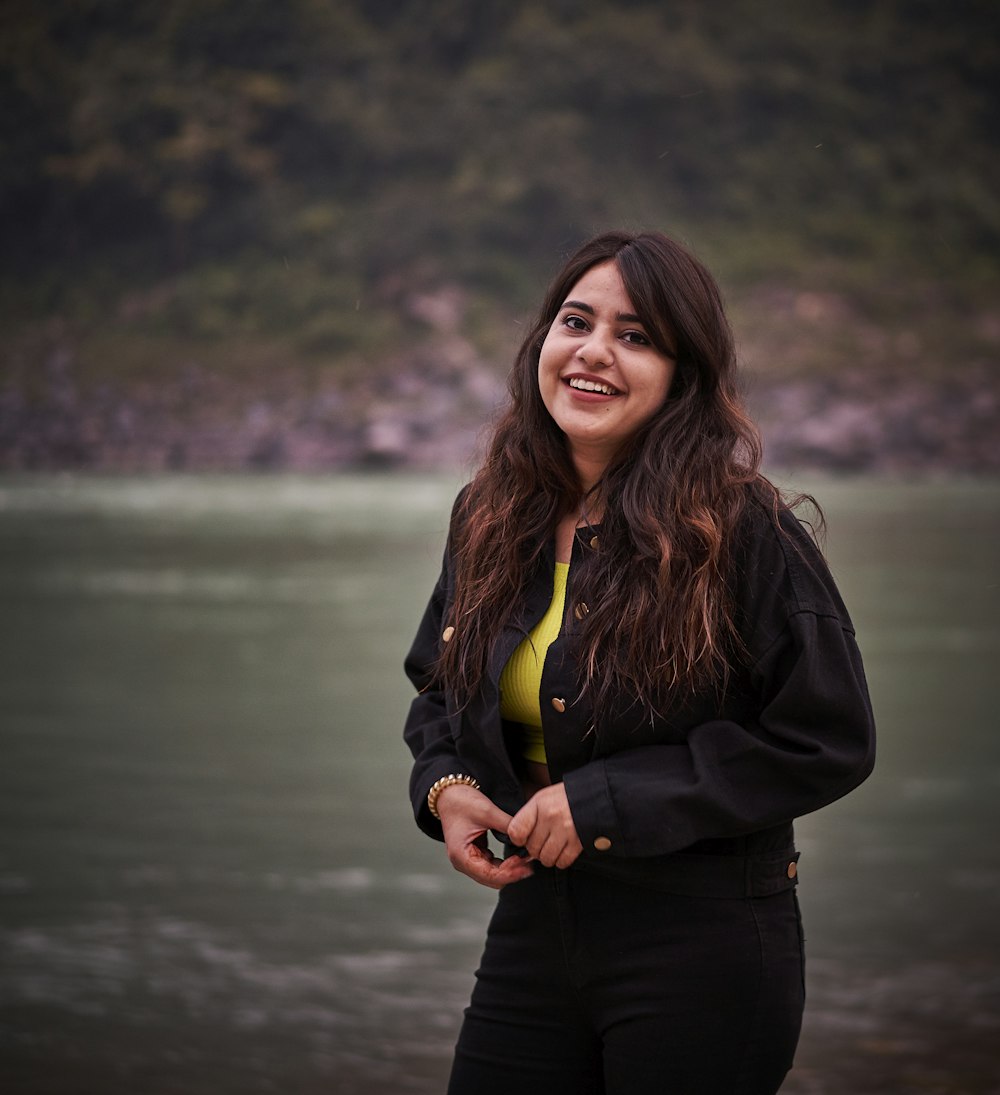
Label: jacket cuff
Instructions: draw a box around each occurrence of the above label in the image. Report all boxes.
[563,760,626,857]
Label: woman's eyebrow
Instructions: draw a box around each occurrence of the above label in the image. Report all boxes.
[561,299,644,324]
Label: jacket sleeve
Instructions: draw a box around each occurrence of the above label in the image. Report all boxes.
[402,496,479,842]
[563,507,876,858]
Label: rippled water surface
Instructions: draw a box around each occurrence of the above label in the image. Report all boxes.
[1,474,998,1094]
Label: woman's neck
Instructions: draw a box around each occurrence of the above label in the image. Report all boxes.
[554,488,604,563]
[572,452,607,497]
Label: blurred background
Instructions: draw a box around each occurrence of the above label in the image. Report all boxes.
[1,2,998,1092]
[2,0,999,473]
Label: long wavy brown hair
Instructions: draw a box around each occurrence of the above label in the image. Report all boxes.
[438,230,787,721]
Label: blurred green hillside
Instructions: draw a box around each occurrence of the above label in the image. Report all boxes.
[1,0,998,470]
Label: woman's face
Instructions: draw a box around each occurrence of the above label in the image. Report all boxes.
[537,261,677,476]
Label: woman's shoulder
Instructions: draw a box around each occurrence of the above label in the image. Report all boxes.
[732,481,853,626]
[450,482,473,514]
[736,483,819,552]
[442,482,474,538]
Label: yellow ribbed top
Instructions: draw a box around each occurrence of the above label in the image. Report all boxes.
[499,561,569,764]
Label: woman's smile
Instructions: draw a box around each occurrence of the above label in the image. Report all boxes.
[564,374,622,397]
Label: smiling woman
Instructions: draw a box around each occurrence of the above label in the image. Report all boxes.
[402,230,876,1095]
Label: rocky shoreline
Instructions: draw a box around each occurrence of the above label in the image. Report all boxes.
[2,335,998,476]
[747,363,1000,475]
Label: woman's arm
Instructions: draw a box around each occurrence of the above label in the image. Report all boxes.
[562,504,876,859]
[402,536,533,887]
[402,548,466,841]
[562,608,875,857]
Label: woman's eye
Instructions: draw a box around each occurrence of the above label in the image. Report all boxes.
[564,315,588,331]
[622,330,650,345]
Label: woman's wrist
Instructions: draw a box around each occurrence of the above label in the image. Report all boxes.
[427,774,482,819]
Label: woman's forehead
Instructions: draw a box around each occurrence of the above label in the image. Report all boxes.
[560,262,633,310]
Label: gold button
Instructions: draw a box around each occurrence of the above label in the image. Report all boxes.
[574,602,589,620]
[786,861,797,879]
[589,535,599,550]
[593,836,612,852]
[442,626,455,642]
[550,697,566,713]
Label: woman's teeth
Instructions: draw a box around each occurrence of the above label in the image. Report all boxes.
[568,378,618,395]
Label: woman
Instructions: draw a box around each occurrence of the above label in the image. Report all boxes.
[403,230,875,1094]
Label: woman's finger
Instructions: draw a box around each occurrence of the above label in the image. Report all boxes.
[506,798,536,848]
[456,840,533,889]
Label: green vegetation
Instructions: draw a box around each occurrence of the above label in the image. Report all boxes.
[2,0,998,383]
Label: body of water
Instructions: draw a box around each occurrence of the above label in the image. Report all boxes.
[1,474,998,1094]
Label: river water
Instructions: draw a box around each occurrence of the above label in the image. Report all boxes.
[1,474,998,1094]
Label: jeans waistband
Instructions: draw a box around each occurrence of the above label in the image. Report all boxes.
[566,847,801,899]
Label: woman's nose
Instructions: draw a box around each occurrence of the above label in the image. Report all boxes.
[577,326,614,367]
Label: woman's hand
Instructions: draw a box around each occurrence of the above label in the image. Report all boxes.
[436,784,535,890]
[507,783,583,870]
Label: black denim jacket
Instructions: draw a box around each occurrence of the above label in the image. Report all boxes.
[403,493,875,892]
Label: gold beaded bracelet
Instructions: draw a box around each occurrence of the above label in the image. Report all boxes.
[427,774,482,819]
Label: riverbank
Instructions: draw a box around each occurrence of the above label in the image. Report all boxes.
[2,315,998,476]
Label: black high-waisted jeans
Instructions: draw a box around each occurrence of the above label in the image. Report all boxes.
[447,864,805,1095]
